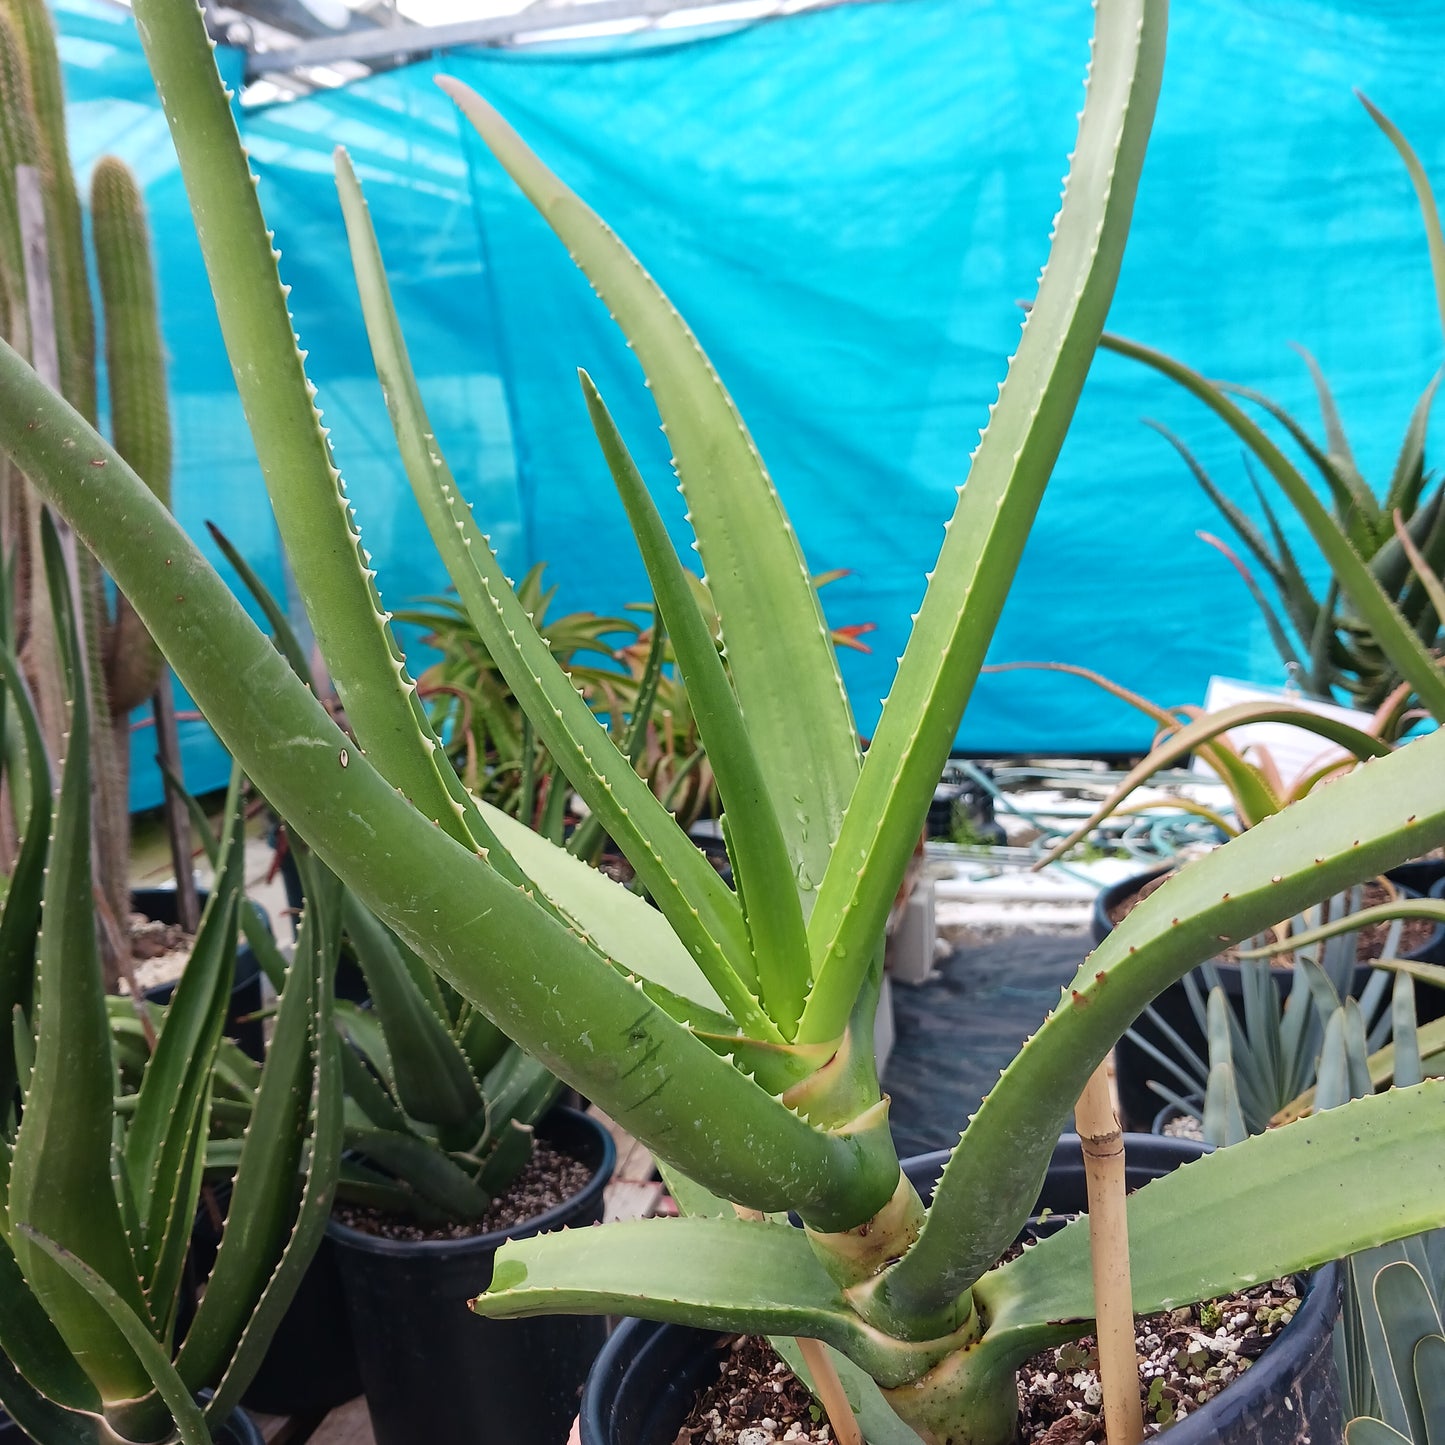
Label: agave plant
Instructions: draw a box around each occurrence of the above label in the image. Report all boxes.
[10,1,1445,1441]
[1101,94,1445,718]
[0,527,340,1445]
[1137,895,1444,1144]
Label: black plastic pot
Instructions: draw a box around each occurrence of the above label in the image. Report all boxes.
[132,887,267,1061]
[186,1186,362,1417]
[1096,865,1445,1130]
[329,1106,615,1445]
[579,1134,1341,1445]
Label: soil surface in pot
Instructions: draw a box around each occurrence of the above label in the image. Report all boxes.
[1109,874,1431,963]
[671,1277,1301,1445]
[333,1139,593,1240]
[116,913,194,993]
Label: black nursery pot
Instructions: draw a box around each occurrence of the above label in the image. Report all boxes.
[186,1187,362,1417]
[329,1106,615,1445]
[579,1134,1342,1445]
[1096,865,1445,1131]
[132,887,267,1061]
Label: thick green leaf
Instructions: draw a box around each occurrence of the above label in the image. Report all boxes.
[475,1216,956,1388]
[200,893,341,1427]
[438,80,860,913]
[0,642,49,1109]
[1346,1422,1413,1445]
[176,867,341,1391]
[0,1230,100,1413]
[0,1345,97,1445]
[124,772,243,1322]
[1360,92,1445,342]
[0,239,894,1231]
[981,1084,1445,1353]
[18,1226,210,1445]
[580,373,809,1035]
[479,801,727,1015]
[800,0,1166,1042]
[878,728,1445,1322]
[130,0,477,853]
[8,527,151,1404]
[333,150,760,1031]
[340,891,485,1135]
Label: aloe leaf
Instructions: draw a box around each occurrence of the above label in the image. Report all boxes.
[1223,379,1378,548]
[0,1347,96,1445]
[123,773,244,1328]
[478,801,732,1018]
[1360,92,1445,341]
[16,1227,211,1445]
[769,1338,925,1445]
[801,0,1166,1041]
[0,344,894,1230]
[343,1126,492,1219]
[0,1231,100,1412]
[177,866,342,1391]
[8,526,152,1404]
[580,373,809,1031]
[1197,530,1303,673]
[340,890,485,1133]
[876,729,1445,1321]
[204,521,314,687]
[1104,331,1445,715]
[438,83,860,912]
[1237,897,1445,957]
[1383,375,1443,529]
[129,0,476,853]
[1148,420,1287,589]
[0,642,48,1109]
[980,1083,1445,1345]
[1244,459,1327,650]
[203,934,341,1428]
[1393,509,1445,639]
[1293,342,1366,500]
[475,1215,949,1388]
[333,150,758,1025]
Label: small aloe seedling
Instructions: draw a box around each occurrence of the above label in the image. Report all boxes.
[9,1,1445,1441]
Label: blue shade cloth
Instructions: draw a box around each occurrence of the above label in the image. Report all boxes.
[55,0,1445,809]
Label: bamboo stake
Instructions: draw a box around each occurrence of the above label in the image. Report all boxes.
[1076,1063,1144,1445]
[732,1204,863,1445]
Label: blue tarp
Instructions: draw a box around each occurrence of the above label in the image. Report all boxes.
[55,0,1445,805]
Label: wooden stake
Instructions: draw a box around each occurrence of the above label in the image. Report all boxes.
[1076,1063,1144,1445]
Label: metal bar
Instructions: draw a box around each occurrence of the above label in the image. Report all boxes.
[246,0,852,75]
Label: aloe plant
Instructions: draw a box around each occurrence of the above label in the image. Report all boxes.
[203,529,569,1224]
[1101,94,1445,718]
[0,527,341,1445]
[995,661,1402,855]
[12,1,1445,1441]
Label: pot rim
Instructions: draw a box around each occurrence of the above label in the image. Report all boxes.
[324,1104,616,1258]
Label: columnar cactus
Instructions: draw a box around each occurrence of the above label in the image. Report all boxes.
[0,0,172,953]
